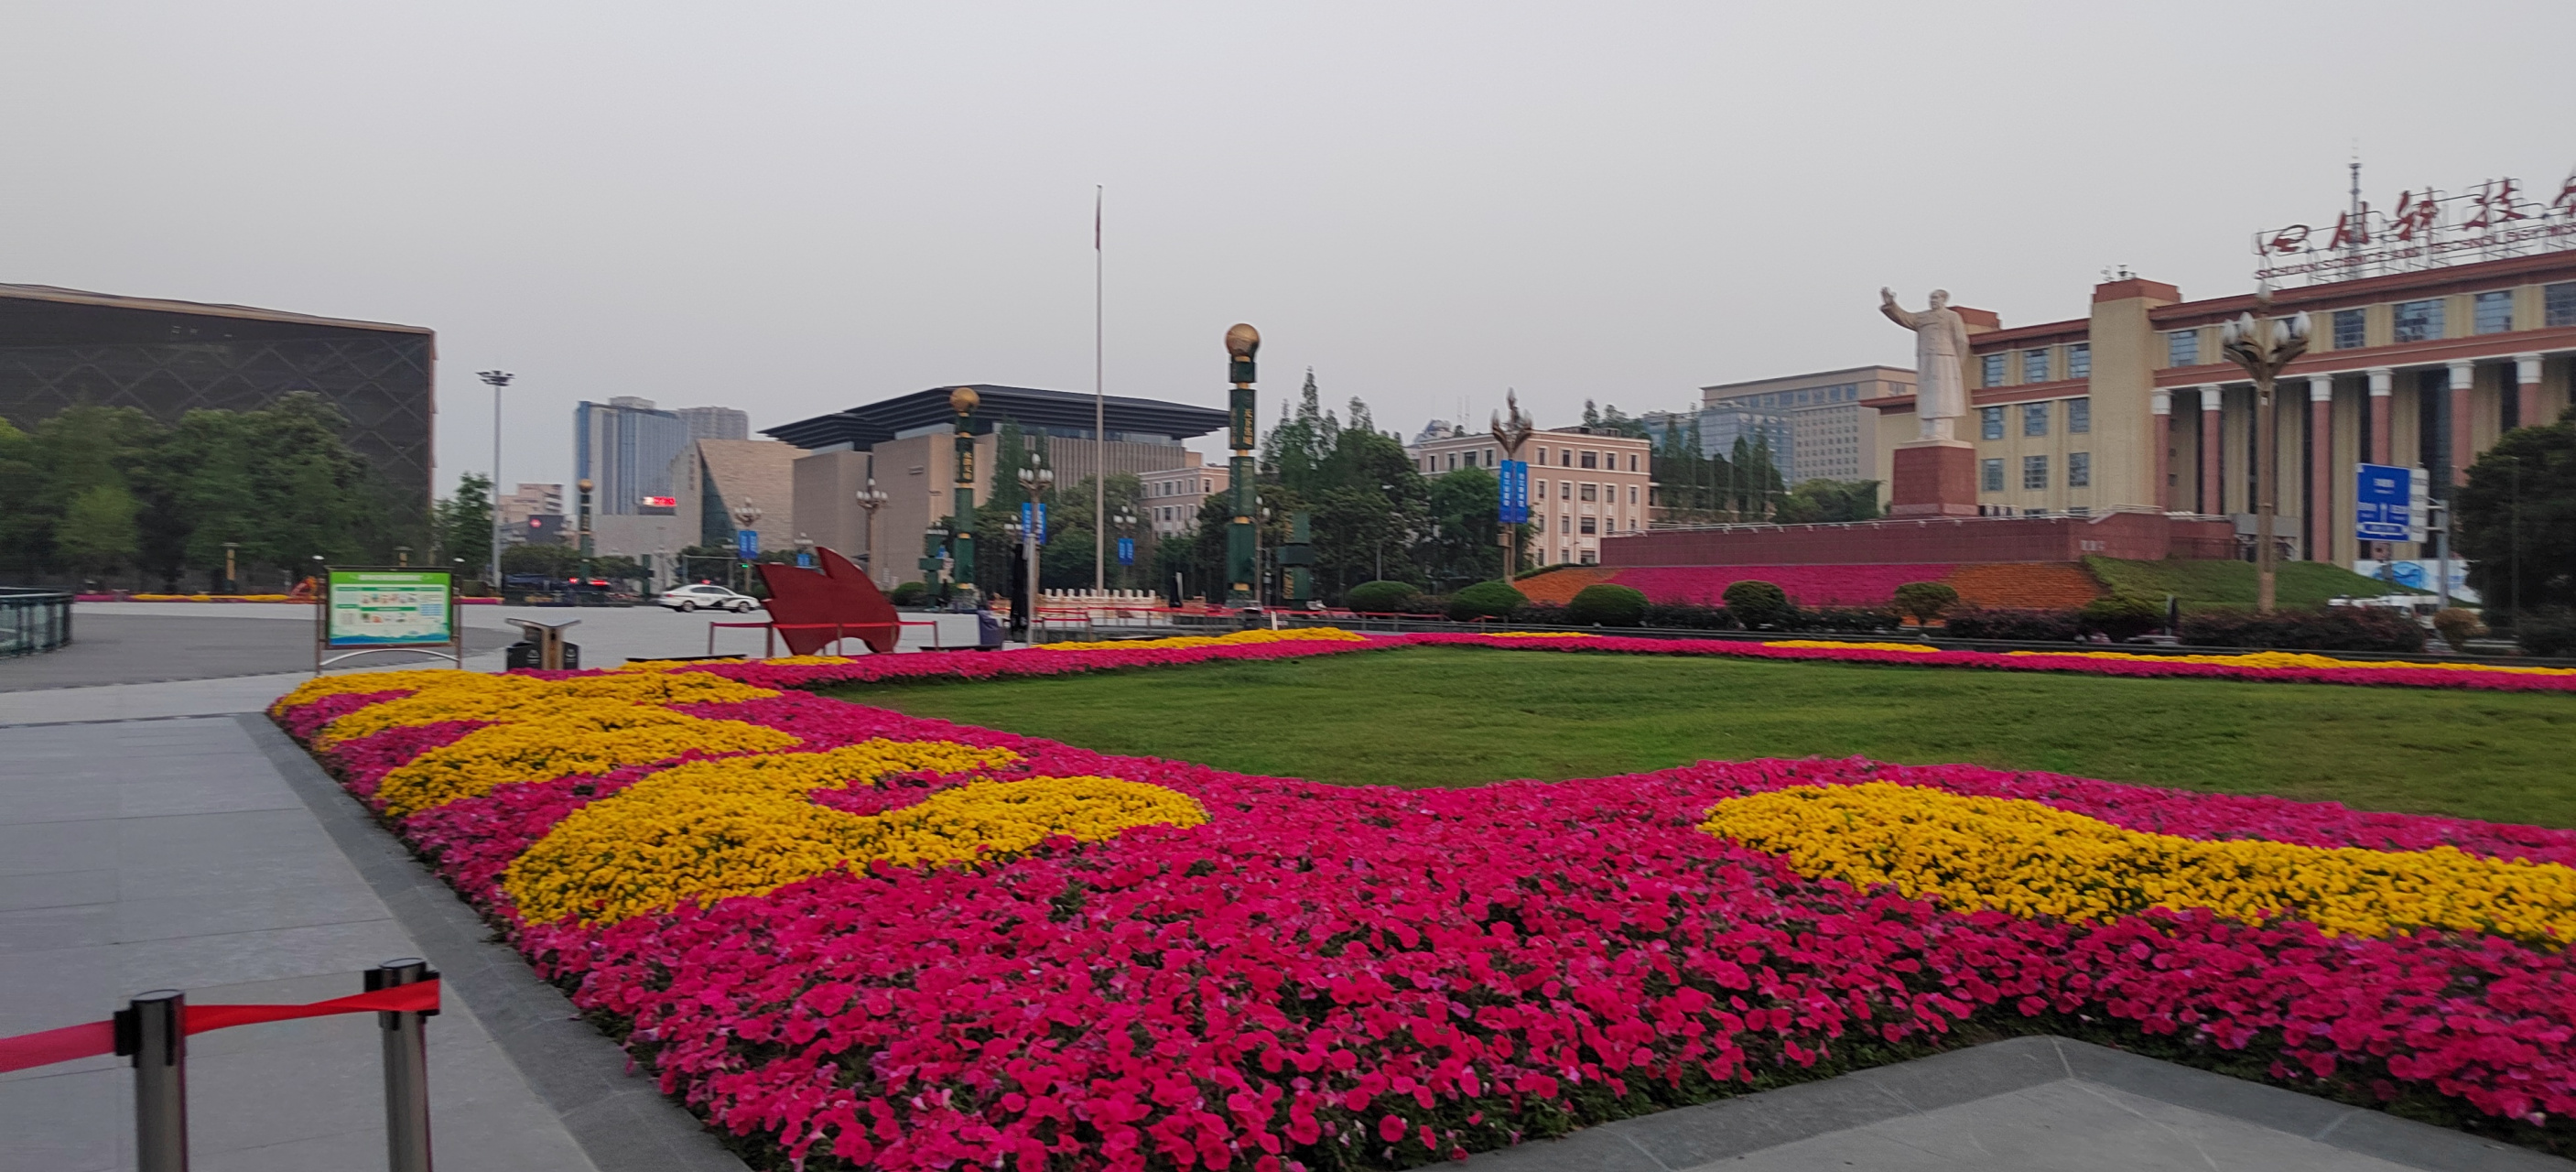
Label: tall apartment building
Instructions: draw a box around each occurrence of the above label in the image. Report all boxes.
[494,483,564,542]
[1407,422,1651,567]
[1642,367,1910,488]
[575,397,691,516]
[676,406,750,442]
[1140,455,1228,537]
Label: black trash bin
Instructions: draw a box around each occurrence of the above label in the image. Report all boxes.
[504,641,581,670]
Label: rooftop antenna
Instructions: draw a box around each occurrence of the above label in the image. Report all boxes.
[2347,141,2365,268]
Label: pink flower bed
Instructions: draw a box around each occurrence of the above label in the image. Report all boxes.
[1410,633,2576,693]
[1606,564,1960,606]
[282,672,2576,1169]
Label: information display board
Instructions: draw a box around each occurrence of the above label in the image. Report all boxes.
[2354,463,2428,544]
[325,570,454,646]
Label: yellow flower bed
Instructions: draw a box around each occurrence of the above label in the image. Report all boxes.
[2004,648,2576,676]
[1039,626,1367,652]
[272,669,483,713]
[1765,640,1938,654]
[505,749,1201,925]
[375,704,803,817]
[308,672,777,747]
[1701,782,2576,945]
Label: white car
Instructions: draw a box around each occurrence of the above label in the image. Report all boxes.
[655,583,760,613]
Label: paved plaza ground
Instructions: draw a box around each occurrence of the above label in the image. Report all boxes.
[0,607,2566,1171]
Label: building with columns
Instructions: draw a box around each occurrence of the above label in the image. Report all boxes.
[1140,456,1227,537]
[1409,423,1652,567]
[1868,255,2575,568]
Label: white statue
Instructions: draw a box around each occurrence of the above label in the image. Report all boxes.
[1879,288,1971,441]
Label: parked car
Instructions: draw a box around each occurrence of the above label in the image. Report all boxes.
[656,583,760,613]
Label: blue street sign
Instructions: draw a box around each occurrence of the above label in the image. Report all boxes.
[1117,537,1135,566]
[735,528,759,559]
[2354,463,2424,543]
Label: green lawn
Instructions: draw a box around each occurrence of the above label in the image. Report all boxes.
[835,646,2576,828]
[2084,555,2421,611]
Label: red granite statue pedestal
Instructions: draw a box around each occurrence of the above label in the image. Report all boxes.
[1889,440,1978,516]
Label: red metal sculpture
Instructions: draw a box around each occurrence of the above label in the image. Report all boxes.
[753,547,900,655]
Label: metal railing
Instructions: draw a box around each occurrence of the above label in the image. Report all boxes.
[0,587,72,657]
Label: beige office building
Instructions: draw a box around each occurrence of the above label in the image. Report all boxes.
[1699,366,1914,485]
[1409,423,1651,567]
[1140,456,1228,537]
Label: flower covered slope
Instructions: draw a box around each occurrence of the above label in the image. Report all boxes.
[271,652,2576,1172]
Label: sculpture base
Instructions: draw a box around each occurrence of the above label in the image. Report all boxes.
[1889,440,1978,516]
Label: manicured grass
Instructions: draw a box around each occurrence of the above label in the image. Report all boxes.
[838,646,2576,828]
[2085,555,2421,611]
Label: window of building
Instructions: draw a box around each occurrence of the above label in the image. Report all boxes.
[2022,455,2049,490]
[2068,451,2092,487]
[2165,330,2200,366]
[1579,450,1596,469]
[2474,290,2514,335]
[1579,516,1596,535]
[1559,481,1571,500]
[1627,453,1639,472]
[1532,479,1546,500]
[1560,450,1572,467]
[1559,515,1571,534]
[1980,407,2005,440]
[2393,298,2444,343]
[2332,308,2366,350]
[2549,283,2576,328]
[1981,353,2007,386]
[1579,483,1596,502]
[2068,397,2090,434]
[1628,484,1639,504]
[1981,458,2004,493]
[2023,402,2050,437]
[2023,349,2051,384]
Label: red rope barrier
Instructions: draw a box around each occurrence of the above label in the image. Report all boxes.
[0,980,440,1073]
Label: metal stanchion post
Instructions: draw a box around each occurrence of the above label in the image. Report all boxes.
[115,990,188,1172]
[368,959,438,1172]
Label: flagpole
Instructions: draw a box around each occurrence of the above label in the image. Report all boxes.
[1094,184,1107,594]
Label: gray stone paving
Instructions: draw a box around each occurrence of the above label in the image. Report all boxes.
[0,716,612,1172]
[1461,1036,2568,1172]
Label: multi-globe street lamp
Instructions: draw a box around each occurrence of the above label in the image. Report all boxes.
[2216,285,2311,614]
[1016,450,1054,638]
[1111,505,1138,591]
[730,499,763,593]
[854,477,889,585]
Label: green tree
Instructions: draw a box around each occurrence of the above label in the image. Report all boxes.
[1422,465,1499,586]
[432,472,495,570]
[57,483,142,579]
[2456,409,2576,613]
[1774,478,1884,524]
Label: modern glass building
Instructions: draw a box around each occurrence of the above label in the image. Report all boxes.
[0,282,435,518]
[576,396,692,515]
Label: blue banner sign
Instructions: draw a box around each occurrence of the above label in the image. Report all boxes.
[1498,459,1529,524]
[1021,502,1048,545]
[735,528,759,559]
[1117,536,1135,565]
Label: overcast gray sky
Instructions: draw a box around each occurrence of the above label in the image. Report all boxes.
[7,2,2571,494]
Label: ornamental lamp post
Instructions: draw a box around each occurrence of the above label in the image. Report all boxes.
[1017,450,1053,639]
[1224,325,1261,606]
[1112,505,1138,589]
[948,387,980,605]
[730,498,763,593]
[2217,285,2311,614]
[1489,390,1536,582]
[854,477,890,585]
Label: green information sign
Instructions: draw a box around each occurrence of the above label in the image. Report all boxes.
[325,570,454,647]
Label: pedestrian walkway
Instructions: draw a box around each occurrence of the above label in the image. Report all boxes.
[0,714,741,1172]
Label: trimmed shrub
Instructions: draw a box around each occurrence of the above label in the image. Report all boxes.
[2432,607,2487,649]
[1446,580,1528,622]
[2079,595,2166,641]
[2179,607,2426,653]
[1511,602,1569,625]
[889,581,930,607]
[1891,581,1960,624]
[1940,607,2084,642]
[1565,583,1650,627]
[1721,581,1796,630]
[1805,606,1902,635]
[1344,580,1423,613]
[2517,610,2576,657]
[1642,602,1736,630]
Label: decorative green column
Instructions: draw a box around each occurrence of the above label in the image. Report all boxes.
[1223,325,1260,605]
[948,386,980,603]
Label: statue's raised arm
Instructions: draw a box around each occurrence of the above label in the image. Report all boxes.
[1878,287,1921,330]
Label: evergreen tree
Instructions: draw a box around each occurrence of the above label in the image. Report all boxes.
[431,472,495,570]
[57,483,141,580]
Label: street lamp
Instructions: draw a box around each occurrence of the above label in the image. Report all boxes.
[1224,325,1261,605]
[794,532,814,569]
[854,477,889,585]
[1111,505,1138,590]
[1016,450,1054,638]
[576,478,596,600]
[2217,285,2311,614]
[476,370,514,591]
[1490,389,1535,581]
[730,498,763,593]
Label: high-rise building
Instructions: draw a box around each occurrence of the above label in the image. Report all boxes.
[575,396,690,516]
[676,406,749,442]
[1698,366,1914,485]
[494,483,564,542]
